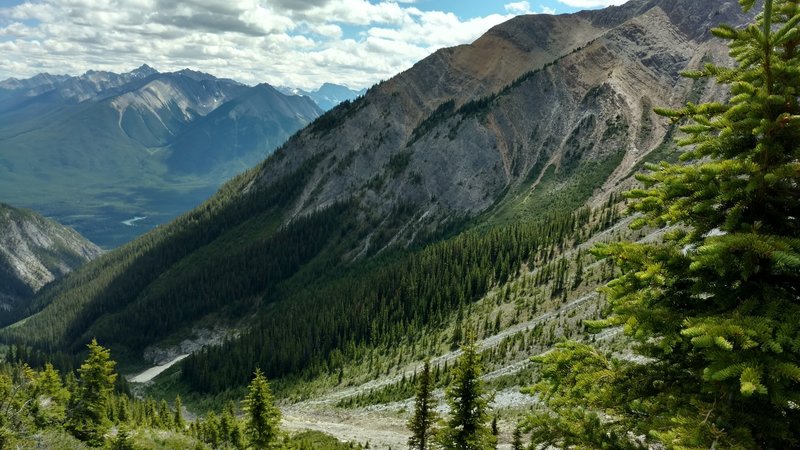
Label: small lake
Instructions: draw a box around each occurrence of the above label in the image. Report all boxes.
[121,216,147,226]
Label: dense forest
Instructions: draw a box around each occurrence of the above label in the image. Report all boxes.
[180,202,617,392]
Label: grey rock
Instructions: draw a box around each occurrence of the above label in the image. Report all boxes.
[0,203,102,315]
[248,0,746,255]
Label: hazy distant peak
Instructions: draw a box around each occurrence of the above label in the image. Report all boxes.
[131,64,159,77]
[0,73,70,91]
[278,82,364,111]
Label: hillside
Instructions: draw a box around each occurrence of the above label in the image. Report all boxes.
[0,67,322,247]
[0,1,749,444]
[250,0,744,249]
[0,203,102,322]
[167,84,321,175]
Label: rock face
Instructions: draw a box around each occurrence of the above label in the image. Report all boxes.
[249,0,747,255]
[0,203,102,315]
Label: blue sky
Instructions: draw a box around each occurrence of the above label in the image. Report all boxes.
[0,0,626,89]
[412,0,588,18]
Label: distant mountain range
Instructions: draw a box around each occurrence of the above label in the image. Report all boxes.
[0,66,325,247]
[0,202,101,323]
[278,83,366,111]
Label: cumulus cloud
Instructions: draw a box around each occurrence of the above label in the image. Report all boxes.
[0,0,544,90]
[556,0,628,7]
[504,1,532,15]
[271,0,332,11]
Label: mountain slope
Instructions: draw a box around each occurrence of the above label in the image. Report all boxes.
[167,83,322,175]
[0,68,321,247]
[250,0,744,252]
[0,203,102,320]
[1,0,746,391]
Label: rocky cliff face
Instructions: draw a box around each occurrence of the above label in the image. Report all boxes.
[248,0,746,255]
[0,204,102,315]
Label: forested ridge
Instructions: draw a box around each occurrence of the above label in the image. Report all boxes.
[1,152,326,354]
[181,204,616,392]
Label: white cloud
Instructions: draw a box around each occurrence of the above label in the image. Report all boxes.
[541,6,557,15]
[0,0,531,90]
[556,0,628,7]
[504,1,532,15]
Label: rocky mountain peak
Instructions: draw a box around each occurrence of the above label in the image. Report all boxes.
[247,0,744,256]
[131,64,158,77]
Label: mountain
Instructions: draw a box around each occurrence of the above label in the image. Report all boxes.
[167,83,322,175]
[0,203,101,321]
[252,0,745,252]
[279,83,366,111]
[0,65,158,113]
[0,67,322,247]
[0,73,70,92]
[0,0,747,425]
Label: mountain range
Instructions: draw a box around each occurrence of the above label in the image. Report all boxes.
[0,66,322,247]
[278,83,367,111]
[0,0,753,445]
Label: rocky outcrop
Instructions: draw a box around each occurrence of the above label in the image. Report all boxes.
[0,203,102,314]
[248,0,746,255]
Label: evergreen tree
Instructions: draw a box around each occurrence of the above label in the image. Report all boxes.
[243,368,281,449]
[31,362,69,428]
[110,426,137,450]
[511,425,523,450]
[67,339,118,446]
[229,419,245,450]
[204,411,221,448]
[438,337,495,450]
[117,395,131,424]
[407,359,437,450]
[158,399,173,429]
[174,395,185,430]
[528,0,800,447]
[0,364,35,448]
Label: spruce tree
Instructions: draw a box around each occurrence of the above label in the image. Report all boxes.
[31,362,69,428]
[438,336,496,450]
[243,368,281,449]
[407,359,437,450]
[528,0,800,448]
[174,395,185,430]
[110,426,137,450]
[204,411,221,448]
[67,339,118,447]
[511,424,524,450]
